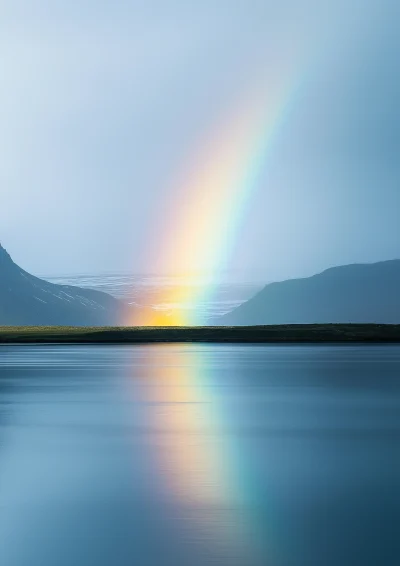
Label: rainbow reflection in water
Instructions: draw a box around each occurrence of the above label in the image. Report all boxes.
[127,344,269,566]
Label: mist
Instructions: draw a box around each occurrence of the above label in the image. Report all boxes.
[1,0,399,280]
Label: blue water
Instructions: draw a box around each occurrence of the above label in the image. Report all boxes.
[0,345,399,566]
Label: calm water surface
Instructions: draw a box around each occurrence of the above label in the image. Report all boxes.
[0,345,399,566]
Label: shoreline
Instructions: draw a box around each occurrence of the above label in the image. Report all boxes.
[0,324,400,344]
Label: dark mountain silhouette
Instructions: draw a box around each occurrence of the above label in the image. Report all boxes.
[0,244,122,326]
[221,260,400,325]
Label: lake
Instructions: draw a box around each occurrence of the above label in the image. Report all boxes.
[0,344,399,566]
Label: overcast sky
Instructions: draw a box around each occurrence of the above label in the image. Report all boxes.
[1,0,399,281]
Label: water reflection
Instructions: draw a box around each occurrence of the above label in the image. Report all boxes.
[0,344,399,566]
[126,346,264,565]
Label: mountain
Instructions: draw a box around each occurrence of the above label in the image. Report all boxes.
[221,260,400,325]
[0,244,122,326]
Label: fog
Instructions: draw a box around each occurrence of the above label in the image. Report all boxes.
[1,0,399,281]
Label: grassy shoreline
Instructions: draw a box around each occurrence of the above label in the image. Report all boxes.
[0,324,400,344]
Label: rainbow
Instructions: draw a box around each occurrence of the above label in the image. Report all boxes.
[127,57,305,326]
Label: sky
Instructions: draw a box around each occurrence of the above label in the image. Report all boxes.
[1,0,399,281]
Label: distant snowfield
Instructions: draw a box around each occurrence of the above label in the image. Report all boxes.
[44,274,264,321]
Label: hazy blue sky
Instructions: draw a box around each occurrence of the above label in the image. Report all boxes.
[1,0,399,280]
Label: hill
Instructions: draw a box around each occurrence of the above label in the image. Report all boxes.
[0,244,122,326]
[221,260,400,325]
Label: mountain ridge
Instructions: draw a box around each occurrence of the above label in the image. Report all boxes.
[221,259,400,325]
[0,244,122,326]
